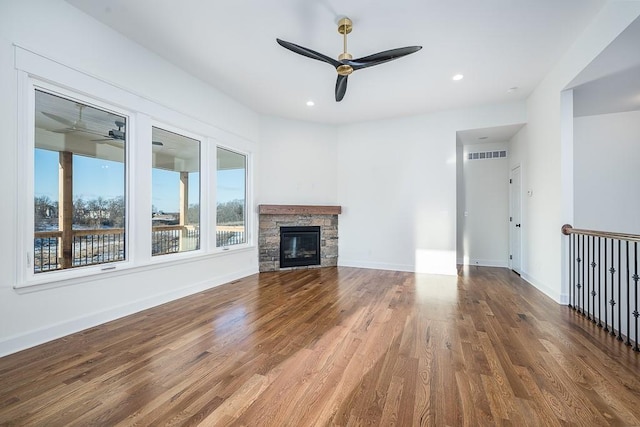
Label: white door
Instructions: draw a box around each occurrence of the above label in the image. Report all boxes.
[509,166,522,274]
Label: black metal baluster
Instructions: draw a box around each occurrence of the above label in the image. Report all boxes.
[39,240,43,271]
[586,236,591,320]
[569,233,574,308]
[610,239,618,336]
[618,240,623,341]
[604,238,609,332]
[626,241,631,346]
[582,235,586,315]
[587,236,596,323]
[577,235,582,314]
[597,237,602,327]
[55,238,59,270]
[578,235,584,314]
[633,242,639,352]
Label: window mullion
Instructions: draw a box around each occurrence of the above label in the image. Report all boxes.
[131,113,152,264]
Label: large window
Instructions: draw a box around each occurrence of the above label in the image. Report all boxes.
[151,126,200,256]
[34,90,127,273]
[19,58,253,287]
[216,147,247,247]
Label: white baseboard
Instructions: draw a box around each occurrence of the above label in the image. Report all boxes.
[338,259,414,272]
[338,259,457,276]
[520,271,564,304]
[457,258,509,268]
[0,267,258,357]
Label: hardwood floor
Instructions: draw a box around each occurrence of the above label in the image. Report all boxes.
[1,266,639,426]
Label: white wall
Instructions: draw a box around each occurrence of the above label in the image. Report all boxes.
[515,0,640,302]
[257,116,338,206]
[574,110,640,234]
[337,102,526,275]
[0,0,261,356]
[458,142,510,267]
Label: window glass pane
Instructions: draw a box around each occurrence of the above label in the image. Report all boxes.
[216,147,246,247]
[34,90,126,273]
[151,127,200,256]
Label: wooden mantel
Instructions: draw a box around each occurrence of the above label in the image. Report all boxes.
[258,204,342,215]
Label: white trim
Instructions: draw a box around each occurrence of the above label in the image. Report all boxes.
[14,46,257,290]
[457,258,509,268]
[214,145,252,251]
[560,89,574,305]
[509,164,522,273]
[19,81,136,287]
[0,266,259,357]
[520,271,565,304]
[148,120,208,255]
[338,259,458,276]
[13,44,255,148]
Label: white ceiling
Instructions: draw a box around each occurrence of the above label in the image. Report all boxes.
[65,0,607,125]
[457,124,525,146]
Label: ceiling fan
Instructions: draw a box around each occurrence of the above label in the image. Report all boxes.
[43,104,97,135]
[91,121,163,147]
[277,17,422,102]
[92,120,126,143]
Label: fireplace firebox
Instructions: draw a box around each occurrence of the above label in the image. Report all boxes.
[279,226,321,268]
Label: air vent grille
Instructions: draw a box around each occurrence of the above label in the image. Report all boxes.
[467,150,507,160]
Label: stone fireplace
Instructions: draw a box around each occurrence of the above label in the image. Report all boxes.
[258,205,341,272]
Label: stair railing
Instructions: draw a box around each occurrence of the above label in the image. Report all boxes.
[562,224,639,351]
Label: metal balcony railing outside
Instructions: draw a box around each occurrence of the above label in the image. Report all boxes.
[33,225,236,273]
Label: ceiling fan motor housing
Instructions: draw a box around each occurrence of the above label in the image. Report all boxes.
[337,17,353,35]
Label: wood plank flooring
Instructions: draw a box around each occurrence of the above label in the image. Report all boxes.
[1,266,639,426]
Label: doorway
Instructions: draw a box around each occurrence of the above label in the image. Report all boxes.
[509,165,522,274]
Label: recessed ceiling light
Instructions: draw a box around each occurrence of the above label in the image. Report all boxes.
[507,86,519,93]
[478,136,489,140]
[452,74,464,81]
[306,100,315,107]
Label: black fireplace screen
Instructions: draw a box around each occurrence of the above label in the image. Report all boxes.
[280,226,321,268]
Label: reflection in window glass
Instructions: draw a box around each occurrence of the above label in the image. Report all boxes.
[151,127,200,256]
[216,147,246,247]
[34,90,126,273]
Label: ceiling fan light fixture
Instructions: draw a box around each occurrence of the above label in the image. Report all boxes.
[337,64,353,76]
[276,16,422,102]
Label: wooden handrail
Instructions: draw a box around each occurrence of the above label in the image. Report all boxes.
[561,224,640,243]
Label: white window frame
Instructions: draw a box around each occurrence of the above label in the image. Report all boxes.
[14,46,255,290]
[18,78,135,287]
[214,144,252,252]
[148,120,209,260]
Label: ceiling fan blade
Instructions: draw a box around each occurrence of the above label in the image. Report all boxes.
[277,38,341,68]
[350,46,422,71]
[42,112,75,127]
[91,137,125,148]
[335,75,348,102]
[52,128,76,134]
